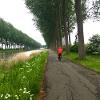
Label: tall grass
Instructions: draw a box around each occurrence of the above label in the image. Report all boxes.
[0,51,48,100]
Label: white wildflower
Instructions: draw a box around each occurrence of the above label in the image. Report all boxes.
[19,68,24,70]
[30,96,32,100]
[27,70,30,73]
[1,94,3,98]
[19,88,22,91]
[29,94,34,100]
[5,93,11,99]
[15,95,18,97]
[22,76,26,79]
[26,91,30,94]
[24,88,27,91]
[23,88,27,93]
[26,65,30,68]
[15,95,19,100]
[27,69,32,73]
[30,94,34,97]
[5,96,8,99]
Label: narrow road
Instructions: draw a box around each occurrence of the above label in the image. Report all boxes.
[44,51,100,100]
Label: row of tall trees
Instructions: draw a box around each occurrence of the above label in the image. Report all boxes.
[25,0,76,52]
[0,18,41,50]
[25,0,98,59]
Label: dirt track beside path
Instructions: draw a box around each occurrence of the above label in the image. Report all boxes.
[44,51,100,100]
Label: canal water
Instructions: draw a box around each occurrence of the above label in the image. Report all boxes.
[0,50,43,60]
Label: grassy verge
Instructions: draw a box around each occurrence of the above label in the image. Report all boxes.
[0,51,48,100]
[63,52,100,73]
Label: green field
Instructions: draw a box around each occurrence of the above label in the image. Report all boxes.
[0,51,48,100]
[63,52,100,72]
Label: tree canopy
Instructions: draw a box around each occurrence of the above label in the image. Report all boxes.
[25,0,89,59]
[25,0,76,47]
[87,34,100,54]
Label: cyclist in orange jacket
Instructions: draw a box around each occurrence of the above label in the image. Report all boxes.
[57,47,63,61]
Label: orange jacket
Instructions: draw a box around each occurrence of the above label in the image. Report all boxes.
[57,47,63,54]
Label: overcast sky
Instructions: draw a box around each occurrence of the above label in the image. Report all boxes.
[0,0,46,45]
[0,0,100,45]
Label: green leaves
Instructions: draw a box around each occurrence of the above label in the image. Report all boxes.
[25,0,60,46]
[25,0,77,47]
[87,34,100,54]
[0,51,48,100]
[92,0,100,19]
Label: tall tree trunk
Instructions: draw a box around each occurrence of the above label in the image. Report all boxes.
[64,20,69,53]
[57,19,62,47]
[9,42,11,49]
[7,42,8,49]
[11,42,13,49]
[5,39,8,49]
[75,0,85,59]
[63,0,69,53]
[50,34,56,50]
[2,43,3,49]
[5,40,6,49]
[67,20,70,53]
[1,38,3,49]
[69,33,71,46]
[56,35,59,48]
[58,1,62,47]
[57,32,60,47]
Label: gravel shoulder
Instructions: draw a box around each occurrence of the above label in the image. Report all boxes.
[44,51,100,100]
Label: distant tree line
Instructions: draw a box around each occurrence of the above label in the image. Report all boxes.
[0,18,41,50]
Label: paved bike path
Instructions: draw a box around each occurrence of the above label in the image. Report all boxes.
[44,51,100,100]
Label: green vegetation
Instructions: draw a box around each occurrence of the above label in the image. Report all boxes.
[63,34,100,72]
[25,0,100,59]
[0,18,41,50]
[63,52,100,72]
[87,34,100,55]
[0,51,48,100]
[25,0,88,59]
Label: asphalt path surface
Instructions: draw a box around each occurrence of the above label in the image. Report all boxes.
[44,51,100,100]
